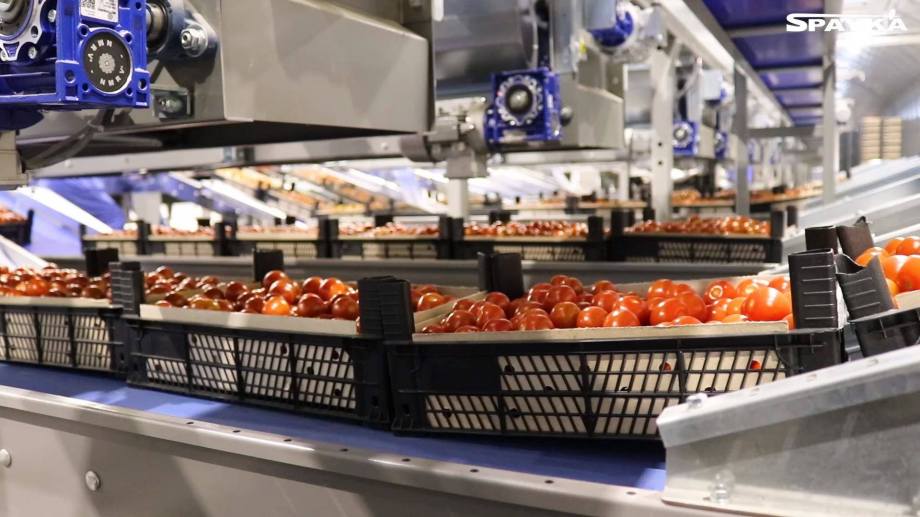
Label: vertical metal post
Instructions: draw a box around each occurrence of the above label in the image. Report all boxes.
[650,49,674,220]
[447,179,470,219]
[733,67,750,216]
[822,54,838,204]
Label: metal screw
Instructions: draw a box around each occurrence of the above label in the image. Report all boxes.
[687,393,707,409]
[0,449,11,468]
[158,96,183,114]
[179,26,208,57]
[709,470,734,504]
[26,46,36,59]
[84,470,102,492]
[47,9,56,23]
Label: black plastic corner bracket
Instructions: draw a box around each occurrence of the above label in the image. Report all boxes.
[477,252,524,299]
[835,254,895,320]
[253,249,284,282]
[788,249,838,329]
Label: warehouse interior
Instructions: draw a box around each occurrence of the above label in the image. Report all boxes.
[0,0,918,515]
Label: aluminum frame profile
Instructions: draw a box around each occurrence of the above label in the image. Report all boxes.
[658,346,920,516]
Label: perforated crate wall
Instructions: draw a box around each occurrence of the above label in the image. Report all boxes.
[127,320,389,424]
[233,240,321,259]
[148,240,219,257]
[334,240,444,260]
[456,241,605,262]
[612,236,783,264]
[0,306,123,373]
[389,331,841,439]
[83,239,140,257]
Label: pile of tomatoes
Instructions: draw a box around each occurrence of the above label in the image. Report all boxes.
[629,215,770,237]
[854,236,920,300]
[364,223,439,237]
[421,274,795,334]
[0,207,25,225]
[150,267,451,321]
[0,266,110,299]
[465,221,588,238]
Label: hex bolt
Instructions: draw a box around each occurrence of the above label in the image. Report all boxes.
[84,470,102,492]
[0,449,11,468]
[179,26,208,58]
[47,8,56,23]
[687,393,707,409]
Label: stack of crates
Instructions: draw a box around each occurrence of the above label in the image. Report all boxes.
[860,116,882,162]
[882,117,903,160]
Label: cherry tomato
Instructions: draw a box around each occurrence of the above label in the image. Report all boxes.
[703,280,737,304]
[604,308,640,327]
[768,276,791,293]
[883,255,910,281]
[677,293,707,321]
[885,238,906,255]
[736,278,769,297]
[482,319,514,332]
[544,285,578,310]
[616,296,649,325]
[518,314,554,331]
[647,279,673,299]
[742,286,792,321]
[591,290,621,313]
[650,298,688,326]
[592,280,616,294]
[417,292,447,311]
[331,296,360,321]
[262,295,291,316]
[484,292,511,313]
[671,316,702,326]
[443,310,477,331]
[296,293,328,317]
[319,278,349,301]
[855,247,890,267]
[897,256,920,292]
[576,306,608,328]
[897,237,920,256]
[475,302,506,328]
[302,276,323,295]
[549,301,580,329]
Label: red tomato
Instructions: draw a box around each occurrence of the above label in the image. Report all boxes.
[296,293,328,317]
[527,283,552,304]
[417,292,447,311]
[203,286,225,300]
[736,278,769,297]
[768,276,791,293]
[669,283,694,297]
[422,324,448,334]
[885,238,906,255]
[331,296,359,321]
[453,299,475,312]
[671,316,702,326]
[591,290,621,313]
[319,278,349,301]
[742,287,792,321]
[616,296,649,325]
[549,275,568,286]
[223,281,249,302]
[549,301,581,329]
[268,280,299,304]
[544,285,578,310]
[416,285,439,295]
[215,299,233,312]
[722,313,748,323]
[443,310,477,331]
[482,319,514,332]
[243,296,265,314]
[81,285,105,299]
[199,275,220,287]
[164,292,189,308]
[592,280,616,294]
[604,308,640,327]
[883,255,910,281]
[518,314,554,331]
[514,301,544,317]
[708,297,733,322]
[560,276,584,295]
[262,270,288,289]
[897,256,920,292]
[476,302,506,328]
[703,280,738,304]
[576,306,608,328]
[677,293,707,321]
[154,300,173,308]
[302,276,323,295]
[897,237,920,256]
[855,247,890,267]
[485,292,511,313]
[455,325,480,333]
[647,279,673,299]
[154,265,174,278]
[727,297,747,315]
[262,295,291,316]
[650,298,688,326]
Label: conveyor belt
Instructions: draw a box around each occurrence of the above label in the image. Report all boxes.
[0,363,666,491]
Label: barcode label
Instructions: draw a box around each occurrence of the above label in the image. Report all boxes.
[81,0,118,23]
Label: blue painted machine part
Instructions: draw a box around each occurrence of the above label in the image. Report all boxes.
[673,120,699,157]
[589,9,635,48]
[715,130,728,160]
[485,68,562,147]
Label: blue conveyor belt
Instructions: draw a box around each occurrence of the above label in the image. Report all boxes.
[0,363,667,490]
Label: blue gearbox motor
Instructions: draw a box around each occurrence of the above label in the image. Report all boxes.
[485,68,562,147]
[672,120,699,157]
[0,0,149,128]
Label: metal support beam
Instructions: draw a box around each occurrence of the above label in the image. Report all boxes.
[755,64,823,75]
[447,178,470,218]
[748,126,818,139]
[650,48,675,220]
[822,48,838,204]
[733,68,750,216]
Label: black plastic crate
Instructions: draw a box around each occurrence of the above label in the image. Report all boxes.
[609,210,785,264]
[81,221,230,257]
[454,216,607,262]
[225,220,329,259]
[0,302,125,374]
[330,216,458,260]
[850,307,920,357]
[388,330,842,439]
[0,209,33,245]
